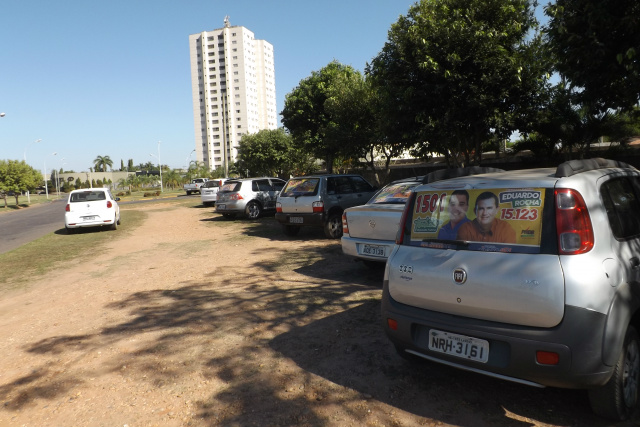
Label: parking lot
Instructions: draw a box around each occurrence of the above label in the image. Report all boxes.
[0,200,633,426]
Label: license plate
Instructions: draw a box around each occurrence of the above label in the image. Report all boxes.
[82,216,96,221]
[362,244,385,257]
[217,204,226,210]
[289,217,303,224]
[428,329,489,363]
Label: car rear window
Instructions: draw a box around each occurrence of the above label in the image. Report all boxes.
[407,188,547,254]
[70,191,107,202]
[220,181,242,192]
[203,181,221,188]
[281,178,320,197]
[370,182,419,204]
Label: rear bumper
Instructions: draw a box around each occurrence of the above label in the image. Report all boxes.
[216,201,247,213]
[341,235,392,262]
[275,212,324,227]
[381,280,613,389]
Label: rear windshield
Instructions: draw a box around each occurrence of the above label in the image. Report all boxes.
[408,188,546,254]
[202,180,221,188]
[70,191,107,202]
[370,182,420,204]
[220,181,242,192]
[281,178,320,197]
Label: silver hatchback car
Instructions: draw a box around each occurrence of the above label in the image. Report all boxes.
[382,158,640,420]
[216,177,286,219]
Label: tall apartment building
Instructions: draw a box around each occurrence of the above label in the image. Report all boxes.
[189,17,277,174]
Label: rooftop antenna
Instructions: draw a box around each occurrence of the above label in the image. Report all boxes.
[224,16,230,28]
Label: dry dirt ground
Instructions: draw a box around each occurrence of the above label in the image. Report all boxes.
[0,201,636,427]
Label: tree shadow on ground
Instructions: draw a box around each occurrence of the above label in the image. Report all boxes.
[2,240,636,427]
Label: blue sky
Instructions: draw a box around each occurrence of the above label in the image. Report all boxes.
[0,0,418,173]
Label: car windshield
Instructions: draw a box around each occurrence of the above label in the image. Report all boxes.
[203,181,220,188]
[370,182,419,205]
[409,187,546,254]
[281,178,320,197]
[220,181,242,192]
[70,191,106,202]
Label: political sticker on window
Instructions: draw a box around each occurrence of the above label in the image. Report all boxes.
[410,188,545,252]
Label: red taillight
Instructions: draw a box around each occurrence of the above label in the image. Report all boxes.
[230,193,244,201]
[276,202,282,213]
[387,318,398,331]
[536,351,560,365]
[342,212,349,235]
[555,189,594,255]
[107,201,113,208]
[396,192,415,244]
[65,204,70,212]
[312,201,324,213]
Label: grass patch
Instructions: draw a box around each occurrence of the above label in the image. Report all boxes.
[0,209,146,292]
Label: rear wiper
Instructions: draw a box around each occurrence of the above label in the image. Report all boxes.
[422,239,470,247]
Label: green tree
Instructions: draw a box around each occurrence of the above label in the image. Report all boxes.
[545,0,640,113]
[0,160,43,206]
[281,61,366,173]
[236,128,310,178]
[93,155,113,172]
[368,0,548,166]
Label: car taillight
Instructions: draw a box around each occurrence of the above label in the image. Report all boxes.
[65,204,70,212]
[230,193,244,201]
[276,202,282,213]
[342,212,349,235]
[396,192,415,244]
[107,201,113,208]
[555,189,594,255]
[312,201,324,213]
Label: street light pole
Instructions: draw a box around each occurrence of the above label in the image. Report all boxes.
[150,141,163,193]
[24,139,42,203]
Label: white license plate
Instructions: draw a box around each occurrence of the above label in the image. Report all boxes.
[82,216,96,221]
[362,244,385,257]
[428,329,489,363]
[217,204,226,210]
[289,217,303,224]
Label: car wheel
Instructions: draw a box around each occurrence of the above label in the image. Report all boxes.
[589,325,640,420]
[110,217,118,230]
[283,225,300,236]
[245,201,262,220]
[222,213,237,219]
[323,214,343,239]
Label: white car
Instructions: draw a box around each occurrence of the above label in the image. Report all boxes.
[341,177,423,267]
[65,188,121,233]
[200,178,227,206]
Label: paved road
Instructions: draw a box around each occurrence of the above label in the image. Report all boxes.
[0,200,67,255]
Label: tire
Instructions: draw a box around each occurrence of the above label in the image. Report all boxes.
[186,191,191,195]
[283,225,300,236]
[245,201,262,220]
[589,326,640,420]
[324,214,343,239]
[110,217,118,230]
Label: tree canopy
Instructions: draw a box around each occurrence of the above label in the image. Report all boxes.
[93,155,113,172]
[545,0,640,113]
[367,0,549,166]
[0,160,43,206]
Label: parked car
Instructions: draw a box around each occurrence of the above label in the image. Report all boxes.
[275,174,377,239]
[382,158,640,420]
[215,177,286,219]
[184,178,209,195]
[64,188,120,233]
[200,178,227,206]
[342,167,504,267]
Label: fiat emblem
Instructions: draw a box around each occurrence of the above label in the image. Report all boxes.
[453,268,467,284]
[369,220,376,229]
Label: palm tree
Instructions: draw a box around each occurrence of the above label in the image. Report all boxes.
[93,155,113,172]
